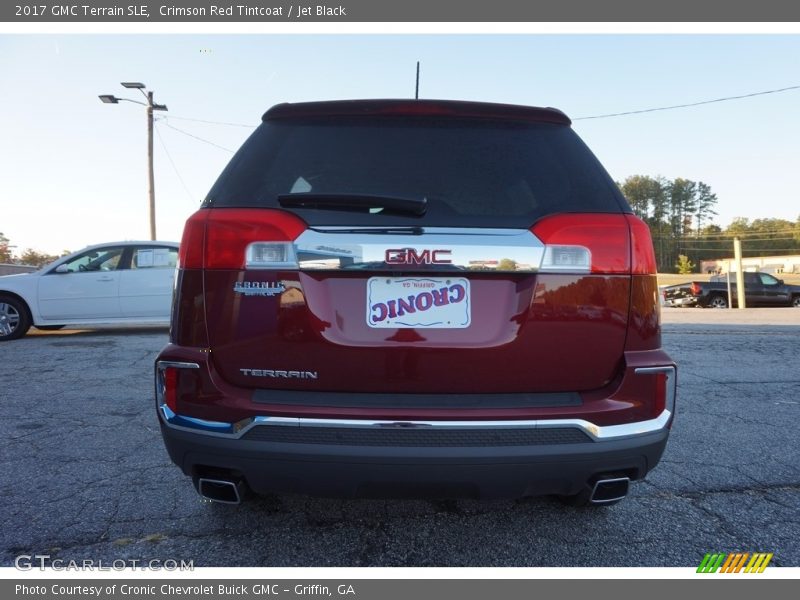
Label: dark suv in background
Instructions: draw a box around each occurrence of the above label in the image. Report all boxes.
[156,99,676,506]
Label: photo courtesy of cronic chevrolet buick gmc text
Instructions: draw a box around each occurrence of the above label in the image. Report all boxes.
[156,99,676,506]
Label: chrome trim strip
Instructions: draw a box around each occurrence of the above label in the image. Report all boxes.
[293,227,546,273]
[635,365,677,413]
[159,408,673,442]
[157,361,200,370]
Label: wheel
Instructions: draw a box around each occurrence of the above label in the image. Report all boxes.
[35,325,65,331]
[792,296,800,308]
[0,296,31,341]
[707,294,728,309]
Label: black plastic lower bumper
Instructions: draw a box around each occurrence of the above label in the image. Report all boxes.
[160,422,669,499]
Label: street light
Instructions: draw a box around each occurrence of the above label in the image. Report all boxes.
[98,82,168,241]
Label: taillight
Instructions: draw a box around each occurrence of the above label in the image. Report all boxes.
[178,210,207,269]
[163,367,178,412]
[156,361,200,416]
[177,208,307,270]
[531,213,630,274]
[626,215,657,275]
[690,282,701,296]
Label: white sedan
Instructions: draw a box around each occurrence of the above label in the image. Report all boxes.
[0,241,179,341]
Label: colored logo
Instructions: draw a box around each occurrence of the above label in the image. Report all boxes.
[697,552,773,573]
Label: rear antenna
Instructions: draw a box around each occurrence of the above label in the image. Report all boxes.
[415,61,420,99]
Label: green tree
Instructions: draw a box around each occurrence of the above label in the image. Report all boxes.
[694,182,718,233]
[497,258,518,271]
[19,248,61,268]
[675,254,695,274]
[0,232,11,263]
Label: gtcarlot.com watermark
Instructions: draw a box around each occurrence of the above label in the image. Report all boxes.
[14,554,194,571]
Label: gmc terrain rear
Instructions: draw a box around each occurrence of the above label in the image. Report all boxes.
[156,99,676,505]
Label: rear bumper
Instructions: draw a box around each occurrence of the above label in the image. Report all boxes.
[159,417,669,498]
[664,296,698,307]
[158,363,674,499]
[155,354,675,499]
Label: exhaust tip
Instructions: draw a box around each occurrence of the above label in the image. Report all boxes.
[196,477,245,504]
[590,476,629,504]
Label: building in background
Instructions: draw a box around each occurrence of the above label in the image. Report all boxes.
[700,255,800,275]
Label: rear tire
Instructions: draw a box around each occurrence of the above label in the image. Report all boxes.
[707,294,729,309]
[792,296,800,308]
[0,295,31,341]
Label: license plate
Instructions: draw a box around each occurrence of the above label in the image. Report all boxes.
[366,277,471,329]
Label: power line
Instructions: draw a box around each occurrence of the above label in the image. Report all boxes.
[679,247,800,252]
[655,236,798,242]
[151,82,800,129]
[158,118,235,153]
[574,83,800,120]
[652,229,799,239]
[165,114,256,128]
[154,124,196,205]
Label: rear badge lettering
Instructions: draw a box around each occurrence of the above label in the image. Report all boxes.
[367,277,471,329]
[240,368,318,379]
[385,248,452,265]
[233,281,285,296]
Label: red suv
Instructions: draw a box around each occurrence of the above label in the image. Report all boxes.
[156,99,676,506]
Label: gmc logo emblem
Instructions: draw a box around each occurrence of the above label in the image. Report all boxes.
[385,248,452,265]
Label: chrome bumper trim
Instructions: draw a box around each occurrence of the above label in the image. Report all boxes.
[159,406,672,442]
[157,362,676,443]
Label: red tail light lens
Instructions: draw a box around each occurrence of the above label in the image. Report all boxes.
[690,282,701,296]
[626,215,657,275]
[163,367,178,412]
[177,209,308,270]
[178,210,208,269]
[531,213,630,274]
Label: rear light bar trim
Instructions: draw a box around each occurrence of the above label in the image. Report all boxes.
[179,211,656,275]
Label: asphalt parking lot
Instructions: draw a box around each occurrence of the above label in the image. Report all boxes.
[1,309,799,567]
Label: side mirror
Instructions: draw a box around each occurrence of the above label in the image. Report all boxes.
[55,264,69,274]
[778,279,784,285]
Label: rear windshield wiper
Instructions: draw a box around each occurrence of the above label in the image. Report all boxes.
[278,193,427,216]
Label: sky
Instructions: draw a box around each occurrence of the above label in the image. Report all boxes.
[1,34,799,255]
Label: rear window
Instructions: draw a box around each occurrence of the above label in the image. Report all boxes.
[205,116,629,227]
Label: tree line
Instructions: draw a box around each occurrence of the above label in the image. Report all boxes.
[618,176,800,273]
[0,232,70,268]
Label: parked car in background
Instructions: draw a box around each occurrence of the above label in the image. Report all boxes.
[663,272,800,308]
[0,241,179,341]
[156,99,675,506]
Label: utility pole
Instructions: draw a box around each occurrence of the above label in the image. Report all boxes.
[726,260,733,310]
[146,91,156,240]
[99,83,168,241]
[734,237,746,309]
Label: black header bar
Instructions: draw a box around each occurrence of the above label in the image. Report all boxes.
[4,0,800,22]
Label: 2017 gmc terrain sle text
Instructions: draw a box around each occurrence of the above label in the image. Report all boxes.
[155,99,676,506]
